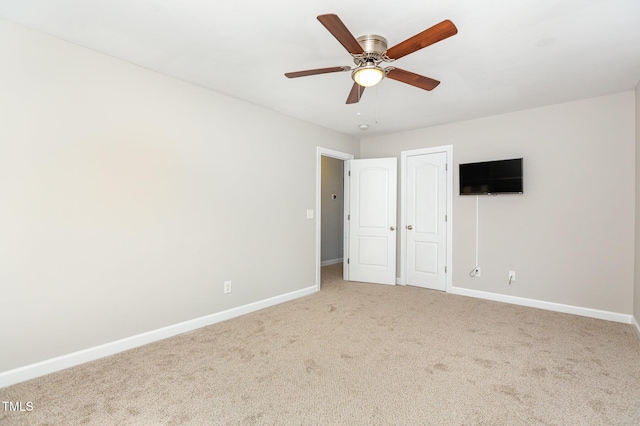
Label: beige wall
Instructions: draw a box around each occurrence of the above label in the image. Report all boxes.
[0,19,358,372]
[635,81,640,326]
[361,92,636,315]
[321,156,344,262]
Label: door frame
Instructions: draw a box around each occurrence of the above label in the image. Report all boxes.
[400,145,453,291]
[316,147,354,291]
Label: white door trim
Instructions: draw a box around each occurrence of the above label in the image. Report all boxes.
[400,145,453,291]
[316,147,354,291]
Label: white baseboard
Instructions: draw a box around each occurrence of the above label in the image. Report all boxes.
[0,285,317,389]
[321,258,343,267]
[449,286,633,324]
[632,316,640,340]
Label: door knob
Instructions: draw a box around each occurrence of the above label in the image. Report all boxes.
[390,226,395,231]
[407,225,413,230]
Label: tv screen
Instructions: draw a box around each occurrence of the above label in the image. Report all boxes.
[459,158,523,195]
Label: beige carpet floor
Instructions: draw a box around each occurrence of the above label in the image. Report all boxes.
[2,264,640,425]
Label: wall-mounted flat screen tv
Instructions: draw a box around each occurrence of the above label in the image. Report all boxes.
[459,158,523,195]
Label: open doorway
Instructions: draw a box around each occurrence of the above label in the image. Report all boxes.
[315,147,353,290]
[320,155,345,286]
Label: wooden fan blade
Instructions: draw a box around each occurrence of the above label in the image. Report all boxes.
[386,68,440,91]
[317,14,364,55]
[346,82,365,104]
[386,20,457,60]
[285,66,350,78]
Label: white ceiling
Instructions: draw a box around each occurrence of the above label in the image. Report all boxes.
[1,0,639,137]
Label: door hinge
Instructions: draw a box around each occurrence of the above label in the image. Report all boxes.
[348,170,351,176]
[445,163,448,171]
[445,214,447,222]
[347,258,350,264]
[445,266,447,273]
[348,214,350,220]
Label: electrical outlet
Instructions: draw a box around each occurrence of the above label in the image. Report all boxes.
[224,280,231,294]
[474,267,481,277]
[508,271,516,283]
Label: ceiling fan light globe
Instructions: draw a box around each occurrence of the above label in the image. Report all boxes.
[352,67,384,87]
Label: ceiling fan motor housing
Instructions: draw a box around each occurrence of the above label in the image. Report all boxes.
[356,34,387,54]
[354,34,388,65]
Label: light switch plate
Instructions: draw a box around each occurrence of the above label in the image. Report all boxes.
[306,209,314,219]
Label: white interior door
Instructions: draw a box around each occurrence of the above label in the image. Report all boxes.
[406,152,447,290]
[347,158,397,285]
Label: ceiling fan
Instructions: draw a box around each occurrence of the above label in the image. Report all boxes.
[285,14,458,104]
